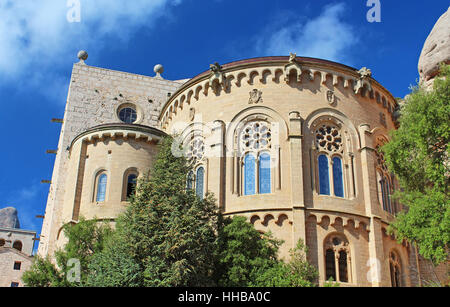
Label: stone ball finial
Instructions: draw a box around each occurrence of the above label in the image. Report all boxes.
[77,50,88,62]
[154,64,164,77]
[418,8,450,88]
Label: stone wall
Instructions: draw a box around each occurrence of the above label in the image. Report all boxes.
[38,61,186,257]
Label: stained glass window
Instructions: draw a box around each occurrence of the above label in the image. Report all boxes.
[126,174,137,199]
[318,155,330,195]
[96,174,107,202]
[332,157,344,197]
[244,154,256,196]
[259,153,271,194]
[196,167,205,199]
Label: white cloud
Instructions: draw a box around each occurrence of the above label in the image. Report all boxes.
[0,0,182,81]
[255,3,359,65]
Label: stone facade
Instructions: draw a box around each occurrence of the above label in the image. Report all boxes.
[0,225,36,287]
[38,59,185,256]
[38,53,445,287]
[0,248,33,287]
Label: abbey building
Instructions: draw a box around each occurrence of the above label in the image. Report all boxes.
[37,50,445,287]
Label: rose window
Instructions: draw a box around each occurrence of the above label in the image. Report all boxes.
[241,121,272,152]
[315,125,343,153]
[375,145,388,172]
[186,137,205,164]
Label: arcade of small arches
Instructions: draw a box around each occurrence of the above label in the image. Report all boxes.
[160,57,398,131]
[0,238,23,252]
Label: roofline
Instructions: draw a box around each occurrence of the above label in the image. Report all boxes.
[69,123,168,149]
[159,56,397,120]
[0,227,36,235]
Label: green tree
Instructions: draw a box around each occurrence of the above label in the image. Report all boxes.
[22,256,65,287]
[214,216,281,287]
[23,218,112,287]
[87,136,219,287]
[250,240,319,287]
[382,64,450,265]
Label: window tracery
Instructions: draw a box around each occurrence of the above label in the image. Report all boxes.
[389,251,402,287]
[313,122,345,198]
[239,121,272,196]
[324,234,352,283]
[375,143,396,214]
[184,134,206,199]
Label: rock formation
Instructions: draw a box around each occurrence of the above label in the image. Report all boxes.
[418,7,450,89]
[0,207,20,229]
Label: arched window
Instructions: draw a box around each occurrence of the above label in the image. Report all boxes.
[186,171,194,191]
[12,241,22,252]
[196,167,205,199]
[259,152,271,194]
[184,134,207,199]
[240,120,273,196]
[389,251,402,287]
[332,157,344,197]
[126,174,137,199]
[325,249,336,281]
[96,173,107,202]
[314,123,345,198]
[376,144,395,214]
[324,235,352,283]
[338,250,348,282]
[244,154,256,196]
[318,155,330,195]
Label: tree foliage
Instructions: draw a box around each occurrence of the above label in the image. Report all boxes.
[87,136,219,287]
[23,217,112,287]
[26,136,320,287]
[382,65,450,265]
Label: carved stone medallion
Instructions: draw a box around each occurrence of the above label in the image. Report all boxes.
[326,90,335,105]
[249,89,263,104]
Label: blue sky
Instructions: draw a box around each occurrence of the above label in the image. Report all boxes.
[0,0,448,251]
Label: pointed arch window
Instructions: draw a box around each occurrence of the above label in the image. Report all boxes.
[259,152,271,194]
[196,167,205,199]
[324,235,352,283]
[244,154,256,196]
[332,157,344,197]
[126,174,137,199]
[318,155,330,195]
[376,144,395,214]
[240,121,273,196]
[314,123,346,198]
[96,173,107,202]
[389,251,402,287]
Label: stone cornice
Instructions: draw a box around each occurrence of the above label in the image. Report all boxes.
[69,123,167,150]
[159,56,398,129]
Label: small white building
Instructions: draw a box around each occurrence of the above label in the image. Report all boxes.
[0,208,36,287]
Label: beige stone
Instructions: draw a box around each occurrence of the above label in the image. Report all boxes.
[418,7,450,87]
[38,54,446,287]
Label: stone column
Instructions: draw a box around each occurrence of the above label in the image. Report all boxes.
[288,111,307,249]
[358,124,390,287]
[208,120,226,210]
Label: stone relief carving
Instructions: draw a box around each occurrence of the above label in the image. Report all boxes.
[326,90,336,105]
[189,108,195,121]
[209,62,227,92]
[354,67,373,94]
[249,89,263,104]
[284,52,303,83]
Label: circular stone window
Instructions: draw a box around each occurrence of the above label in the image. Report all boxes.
[118,106,137,124]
